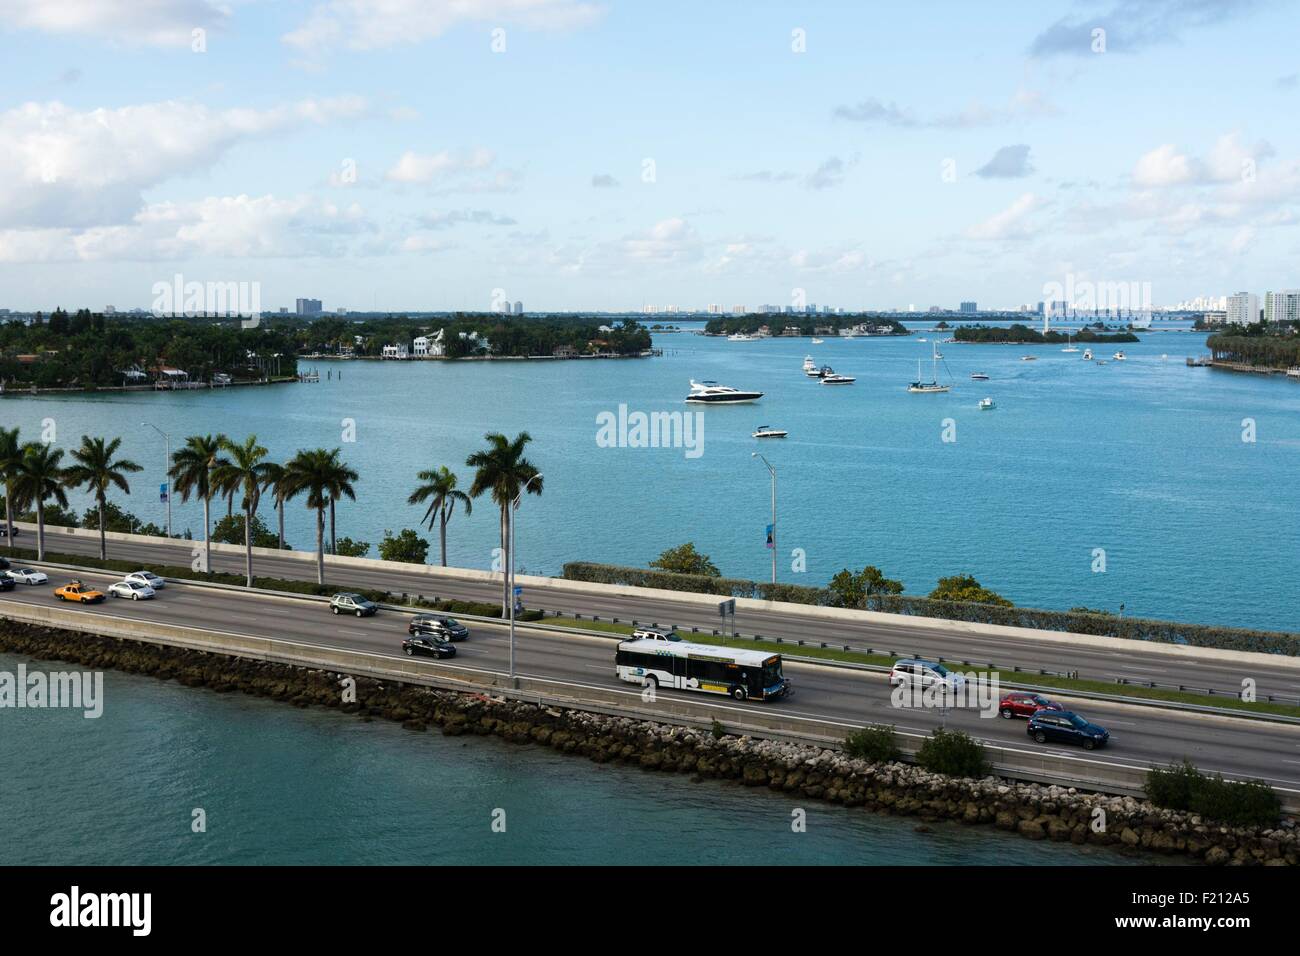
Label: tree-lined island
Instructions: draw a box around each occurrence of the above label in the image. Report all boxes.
[953,324,1140,344]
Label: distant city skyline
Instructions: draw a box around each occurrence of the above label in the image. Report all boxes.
[0,1,1297,311]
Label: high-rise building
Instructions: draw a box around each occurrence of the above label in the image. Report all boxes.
[1263,290,1300,324]
[295,298,323,316]
[1226,292,1260,325]
[513,301,523,315]
[959,301,977,313]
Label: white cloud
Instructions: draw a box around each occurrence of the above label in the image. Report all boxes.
[0,97,368,229]
[0,0,230,47]
[386,148,495,184]
[285,0,605,53]
[965,193,1042,240]
[1132,134,1273,188]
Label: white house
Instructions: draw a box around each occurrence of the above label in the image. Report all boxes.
[381,343,409,360]
[413,330,447,357]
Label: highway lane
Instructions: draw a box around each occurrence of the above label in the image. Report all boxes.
[3,566,1300,792]
[13,526,1300,700]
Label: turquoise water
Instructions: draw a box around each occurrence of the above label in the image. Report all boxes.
[1,324,1296,631]
[0,654,1157,865]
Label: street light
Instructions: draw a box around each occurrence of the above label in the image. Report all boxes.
[508,472,543,684]
[142,422,171,537]
[751,453,776,585]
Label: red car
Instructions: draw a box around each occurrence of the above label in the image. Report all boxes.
[998,692,1064,719]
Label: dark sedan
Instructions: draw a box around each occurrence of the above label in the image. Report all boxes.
[1027,711,1110,750]
[408,614,469,641]
[0,574,13,592]
[401,636,457,659]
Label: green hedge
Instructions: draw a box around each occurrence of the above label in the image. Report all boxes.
[1146,760,1281,828]
[844,725,902,764]
[561,561,1300,656]
[916,729,990,779]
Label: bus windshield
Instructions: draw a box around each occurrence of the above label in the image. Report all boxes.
[762,661,783,685]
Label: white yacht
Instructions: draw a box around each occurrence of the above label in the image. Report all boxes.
[1113,351,1127,361]
[978,397,995,410]
[727,332,755,342]
[1061,332,1080,353]
[908,341,951,393]
[685,380,764,404]
[802,355,819,376]
[970,372,990,381]
[810,337,825,344]
[752,425,788,439]
[820,369,856,385]
[1082,348,1094,361]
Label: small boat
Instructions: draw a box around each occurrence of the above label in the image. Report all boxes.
[970,372,990,381]
[1113,351,1126,361]
[1061,332,1079,353]
[810,337,825,344]
[1082,349,1094,361]
[820,371,856,385]
[908,342,951,393]
[727,332,755,342]
[918,337,927,342]
[685,380,764,404]
[752,425,788,439]
[978,397,995,410]
[1096,359,1109,365]
[1020,355,1037,362]
[802,355,818,376]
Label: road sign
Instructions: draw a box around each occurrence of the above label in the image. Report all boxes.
[765,523,774,549]
[718,599,735,617]
[513,586,523,597]
[159,483,168,502]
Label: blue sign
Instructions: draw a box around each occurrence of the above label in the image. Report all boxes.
[765,523,774,549]
[513,586,523,596]
[159,483,168,503]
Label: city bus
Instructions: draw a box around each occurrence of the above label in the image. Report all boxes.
[615,638,791,701]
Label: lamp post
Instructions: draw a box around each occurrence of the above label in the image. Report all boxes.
[142,422,171,537]
[751,453,776,585]
[508,473,543,683]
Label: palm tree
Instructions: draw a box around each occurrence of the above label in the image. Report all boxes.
[212,435,271,587]
[259,460,291,550]
[13,442,68,560]
[0,427,22,550]
[408,465,472,567]
[169,434,227,574]
[282,448,343,585]
[466,432,542,614]
[63,435,143,560]
[322,448,358,556]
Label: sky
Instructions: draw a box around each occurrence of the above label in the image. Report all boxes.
[0,0,1297,313]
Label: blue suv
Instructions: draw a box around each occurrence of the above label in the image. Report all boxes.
[1027,710,1110,750]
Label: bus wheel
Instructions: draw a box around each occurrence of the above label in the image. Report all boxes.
[731,686,747,701]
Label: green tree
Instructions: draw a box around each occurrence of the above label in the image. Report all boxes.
[466,432,542,614]
[378,528,429,564]
[13,442,68,560]
[211,435,272,587]
[408,465,472,567]
[62,435,142,560]
[828,565,904,608]
[282,448,340,585]
[82,500,163,536]
[0,427,21,549]
[322,448,358,555]
[928,574,1013,607]
[649,542,720,577]
[170,434,227,574]
[211,513,281,550]
[333,536,370,558]
[259,460,289,550]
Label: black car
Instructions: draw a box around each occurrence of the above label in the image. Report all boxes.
[0,527,19,538]
[0,556,9,570]
[408,614,469,641]
[0,574,13,592]
[401,635,457,659]
[1027,710,1110,750]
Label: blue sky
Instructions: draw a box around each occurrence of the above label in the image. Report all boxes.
[0,0,1296,312]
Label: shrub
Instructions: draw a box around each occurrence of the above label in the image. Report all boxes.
[333,536,370,558]
[1146,759,1281,827]
[650,542,720,577]
[377,528,429,564]
[844,725,901,764]
[916,729,990,779]
[710,718,725,740]
[211,513,281,549]
[928,574,1012,607]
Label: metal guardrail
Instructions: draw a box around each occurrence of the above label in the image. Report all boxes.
[1115,675,1300,707]
[14,558,1300,725]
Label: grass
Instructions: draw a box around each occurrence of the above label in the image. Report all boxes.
[10,545,1300,721]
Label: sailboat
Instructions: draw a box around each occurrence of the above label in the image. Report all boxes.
[908,340,951,393]
[1061,331,1080,353]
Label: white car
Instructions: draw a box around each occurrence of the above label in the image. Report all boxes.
[4,568,48,585]
[109,580,156,601]
[125,571,166,590]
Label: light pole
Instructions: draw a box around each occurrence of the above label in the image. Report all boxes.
[752,453,776,585]
[142,422,171,537]
[508,473,543,684]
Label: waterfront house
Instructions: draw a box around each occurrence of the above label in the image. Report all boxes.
[381,343,409,360]
[412,335,430,357]
[552,345,578,358]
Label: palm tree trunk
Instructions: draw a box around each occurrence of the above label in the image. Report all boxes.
[36,500,45,561]
[329,497,336,555]
[439,509,448,567]
[277,498,284,550]
[98,496,107,560]
[244,503,253,587]
[202,496,211,574]
[315,506,325,585]
[4,482,14,553]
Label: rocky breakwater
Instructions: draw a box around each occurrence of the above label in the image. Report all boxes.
[2,619,1296,865]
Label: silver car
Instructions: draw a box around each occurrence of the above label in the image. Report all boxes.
[109,579,156,600]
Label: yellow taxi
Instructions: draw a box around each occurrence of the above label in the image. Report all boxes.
[53,580,107,604]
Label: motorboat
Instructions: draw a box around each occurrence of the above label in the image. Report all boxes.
[810,337,825,344]
[1113,351,1127,361]
[1082,348,1094,360]
[820,370,856,385]
[908,341,951,393]
[727,332,756,342]
[1020,355,1037,361]
[802,355,819,376]
[970,372,990,381]
[978,397,995,410]
[685,380,763,404]
[752,425,788,438]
